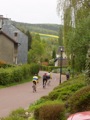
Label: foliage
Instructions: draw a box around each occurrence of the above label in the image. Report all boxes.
[48,75,86,101]
[26,30,32,51]
[0,64,39,85]
[34,103,65,120]
[28,74,86,112]
[85,44,90,85]
[68,86,90,113]
[29,63,40,75]
[58,26,64,46]
[39,33,59,39]
[28,34,45,64]
[12,22,60,36]
[57,0,90,72]
[1,108,29,120]
[52,49,56,59]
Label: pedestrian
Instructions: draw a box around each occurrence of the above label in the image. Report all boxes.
[66,69,70,80]
[43,73,47,88]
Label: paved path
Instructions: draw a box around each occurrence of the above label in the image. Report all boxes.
[0,71,66,118]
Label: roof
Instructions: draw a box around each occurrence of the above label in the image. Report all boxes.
[0,30,18,44]
[56,46,65,54]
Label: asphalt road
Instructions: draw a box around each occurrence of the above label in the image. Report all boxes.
[0,71,66,118]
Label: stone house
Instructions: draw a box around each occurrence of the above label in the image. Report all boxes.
[0,15,28,64]
[0,30,18,64]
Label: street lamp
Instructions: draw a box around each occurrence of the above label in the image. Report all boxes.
[59,47,63,84]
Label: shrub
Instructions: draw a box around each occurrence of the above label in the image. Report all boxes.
[12,68,23,82]
[34,103,65,120]
[68,86,90,113]
[22,64,31,79]
[48,77,85,101]
[2,108,31,120]
[0,69,12,85]
[0,64,39,85]
[29,63,40,75]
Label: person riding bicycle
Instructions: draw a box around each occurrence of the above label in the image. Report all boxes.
[32,74,38,92]
[47,72,52,85]
[32,80,37,92]
[33,74,39,83]
[43,73,47,88]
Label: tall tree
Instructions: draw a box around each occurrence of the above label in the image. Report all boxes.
[58,26,63,46]
[52,49,56,59]
[57,0,90,71]
[26,31,32,51]
[85,44,90,85]
[28,34,44,63]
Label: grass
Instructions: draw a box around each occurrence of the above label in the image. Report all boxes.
[39,33,59,38]
[32,32,59,40]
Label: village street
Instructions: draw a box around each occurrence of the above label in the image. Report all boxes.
[0,71,66,118]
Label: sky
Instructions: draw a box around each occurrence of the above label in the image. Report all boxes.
[0,0,61,24]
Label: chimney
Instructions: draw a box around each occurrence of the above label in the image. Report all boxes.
[0,15,3,29]
[14,31,18,42]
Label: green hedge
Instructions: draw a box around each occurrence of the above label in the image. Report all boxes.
[34,103,65,120]
[40,65,67,73]
[0,64,40,85]
[48,75,86,101]
[68,86,90,113]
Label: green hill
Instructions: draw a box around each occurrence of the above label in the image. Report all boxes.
[12,21,62,36]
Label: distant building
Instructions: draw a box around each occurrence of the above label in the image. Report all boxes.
[55,46,68,67]
[0,15,28,64]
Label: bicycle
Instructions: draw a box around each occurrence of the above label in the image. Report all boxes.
[43,79,47,88]
[32,81,37,92]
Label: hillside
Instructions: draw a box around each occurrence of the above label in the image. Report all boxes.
[12,21,62,36]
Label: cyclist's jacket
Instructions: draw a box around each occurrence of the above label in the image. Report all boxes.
[33,76,38,81]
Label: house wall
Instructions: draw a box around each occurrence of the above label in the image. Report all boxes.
[0,34,14,64]
[2,19,28,64]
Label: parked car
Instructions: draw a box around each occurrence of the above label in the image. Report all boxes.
[67,111,90,120]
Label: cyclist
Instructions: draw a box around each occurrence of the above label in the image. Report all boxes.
[32,74,38,92]
[33,74,39,83]
[47,72,52,85]
[43,73,47,88]
[32,80,37,92]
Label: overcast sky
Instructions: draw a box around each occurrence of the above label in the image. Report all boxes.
[0,0,61,24]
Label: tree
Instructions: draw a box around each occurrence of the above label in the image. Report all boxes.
[85,44,90,85]
[58,26,63,46]
[57,0,90,72]
[52,49,56,59]
[26,30,32,51]
[28,34,44,64]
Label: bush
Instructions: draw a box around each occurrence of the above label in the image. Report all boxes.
[34,103,65,120]
[12,68,23,82]
[0,64,39,85]
[68,86,90,113]
[0,69,12,85]
[29,63,40,75]
[2,108,31,120]
[48,76,85,101]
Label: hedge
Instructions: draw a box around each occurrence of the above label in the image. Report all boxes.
[0,64,40,85]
